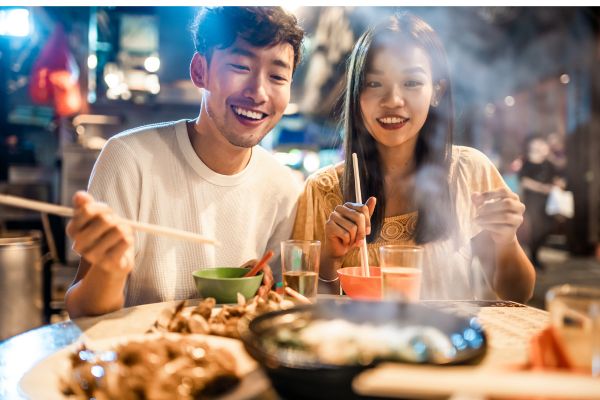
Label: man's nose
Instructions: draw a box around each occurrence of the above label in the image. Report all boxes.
[242,74,268,104]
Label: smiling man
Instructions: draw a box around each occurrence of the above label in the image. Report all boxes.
[65,7,304,318]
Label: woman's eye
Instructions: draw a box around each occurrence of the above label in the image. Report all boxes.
[405,80,424,88]
[365,81,381,88]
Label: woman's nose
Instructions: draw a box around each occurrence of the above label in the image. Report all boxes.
[380,85,405,108]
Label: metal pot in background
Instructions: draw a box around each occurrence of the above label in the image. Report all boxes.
[0,231,43,341]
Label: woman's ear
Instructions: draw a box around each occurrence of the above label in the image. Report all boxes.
[431,79,447,108]
[190,52,208,89]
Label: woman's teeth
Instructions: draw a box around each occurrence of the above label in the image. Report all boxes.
[378,117,407,124]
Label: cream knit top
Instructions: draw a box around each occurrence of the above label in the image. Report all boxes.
[88,120,302,306]
[292,146,508,300]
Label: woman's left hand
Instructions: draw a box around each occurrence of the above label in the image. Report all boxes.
[472,188,525,246]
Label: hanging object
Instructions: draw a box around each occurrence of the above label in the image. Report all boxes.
[29,24,82,116]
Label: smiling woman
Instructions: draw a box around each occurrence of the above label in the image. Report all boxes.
[292,12,535,303]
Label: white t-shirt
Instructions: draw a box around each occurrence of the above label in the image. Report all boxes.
[88,120,302,306]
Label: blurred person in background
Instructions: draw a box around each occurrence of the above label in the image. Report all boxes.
[65,7,304,317]
[292,12,535,303]
[519,135,563,270]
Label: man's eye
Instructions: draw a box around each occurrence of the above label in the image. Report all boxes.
[271,75,288,82]
[230,64,249,71]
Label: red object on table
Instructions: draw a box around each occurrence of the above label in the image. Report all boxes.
[244,250,274,277]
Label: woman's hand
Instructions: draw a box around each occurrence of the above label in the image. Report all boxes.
[324,197,376,259]
[472,189,525,247]
[66,191,134,277]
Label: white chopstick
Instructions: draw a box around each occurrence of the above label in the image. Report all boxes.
[284,286,312,304]
[352,153,370,278]
[0,194,218,246]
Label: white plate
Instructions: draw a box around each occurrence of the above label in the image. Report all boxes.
[19,332,260,400]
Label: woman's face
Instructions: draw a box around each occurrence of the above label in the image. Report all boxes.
[359,44,435,149]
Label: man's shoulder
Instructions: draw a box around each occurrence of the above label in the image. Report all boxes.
[108,120,182,146]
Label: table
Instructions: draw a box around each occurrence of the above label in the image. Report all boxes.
[0,299,549,399]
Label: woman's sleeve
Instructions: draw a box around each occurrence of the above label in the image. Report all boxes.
[291,176,329,245]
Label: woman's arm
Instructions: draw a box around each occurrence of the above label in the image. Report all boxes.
[471,189,536,303]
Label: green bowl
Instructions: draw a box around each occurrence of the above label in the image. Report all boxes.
[192,267,263,304]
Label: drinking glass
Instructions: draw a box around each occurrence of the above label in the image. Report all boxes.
[281,240,321,301]
[379,245,423,302]
[546,284,600,376]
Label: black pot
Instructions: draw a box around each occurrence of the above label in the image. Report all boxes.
[240,299,487,400]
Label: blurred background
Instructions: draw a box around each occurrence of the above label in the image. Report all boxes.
[0,6,599,337]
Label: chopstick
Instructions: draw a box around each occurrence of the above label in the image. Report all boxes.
[0,194,218,246]
[284,286,312,304]
[244,250,274,277]
[352,153,370,277]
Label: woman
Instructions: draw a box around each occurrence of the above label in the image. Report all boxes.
[292,12,535,302]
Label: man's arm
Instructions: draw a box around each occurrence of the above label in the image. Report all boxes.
[64,191,134,318]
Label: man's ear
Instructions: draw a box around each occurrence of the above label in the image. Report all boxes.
[190,52,208,89]
[431,79,447,108]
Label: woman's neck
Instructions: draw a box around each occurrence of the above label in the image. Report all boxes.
[377,137,418,179]
[376,138,419,216]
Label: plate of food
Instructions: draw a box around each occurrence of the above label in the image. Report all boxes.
[19,332,260,400]
[240,299,487,400]
[148,291,294,339]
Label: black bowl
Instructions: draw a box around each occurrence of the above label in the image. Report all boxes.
[240,299,487,400]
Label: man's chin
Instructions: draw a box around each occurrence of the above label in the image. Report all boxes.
[225,133,267,149]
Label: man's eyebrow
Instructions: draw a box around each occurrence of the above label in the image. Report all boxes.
[273,58,292,70]
[230,47,256,58]
[229,47,291,71]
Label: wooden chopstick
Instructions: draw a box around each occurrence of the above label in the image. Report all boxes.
[244,250,274,277]
[352,153,370,277]
[0,194,218,246]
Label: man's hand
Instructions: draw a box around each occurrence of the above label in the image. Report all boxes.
[66,191,134,278]
[239,258,274,298]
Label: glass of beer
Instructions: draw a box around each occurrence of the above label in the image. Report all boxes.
[379,244,423,302]
[546,284,600,376]
[281,240,321,301]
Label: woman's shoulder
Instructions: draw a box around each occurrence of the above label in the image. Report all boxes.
[305,162,344,193]
[451,145,494,167]
[451,145,498,176]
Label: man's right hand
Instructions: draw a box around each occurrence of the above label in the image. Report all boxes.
[66,191,134,278]
[324,196,376,259]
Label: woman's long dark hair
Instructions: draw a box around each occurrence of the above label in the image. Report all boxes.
[342,12,455,244]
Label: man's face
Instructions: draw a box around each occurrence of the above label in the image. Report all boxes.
[201,39,294,148]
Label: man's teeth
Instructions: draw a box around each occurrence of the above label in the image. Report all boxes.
[379,117,406,124]
[234,107,264,120]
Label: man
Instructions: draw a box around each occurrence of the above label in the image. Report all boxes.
[65,7,304,317]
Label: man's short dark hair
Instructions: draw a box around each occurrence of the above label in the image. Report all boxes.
[192,7,304,71]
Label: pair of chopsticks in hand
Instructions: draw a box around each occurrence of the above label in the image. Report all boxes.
[244,250,312,304]
[243,250,312,304]
[0,194,218,246]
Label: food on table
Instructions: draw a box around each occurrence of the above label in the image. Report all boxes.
[61,334,239,400]
[150,292,294,339]
[263,318,457,365]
